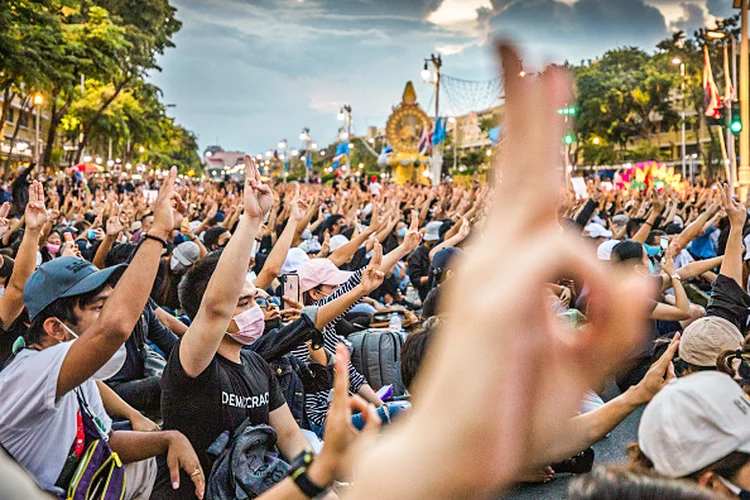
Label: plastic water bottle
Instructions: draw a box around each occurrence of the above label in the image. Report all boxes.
[388,312,402,332]
[406,284,419,306]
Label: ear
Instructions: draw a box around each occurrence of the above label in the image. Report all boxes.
[42,317,66,342]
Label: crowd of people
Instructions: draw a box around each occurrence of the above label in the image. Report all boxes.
[2,41,750,499]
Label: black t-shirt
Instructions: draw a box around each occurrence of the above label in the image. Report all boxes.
[155,340,285,499]
[407,245,432,301]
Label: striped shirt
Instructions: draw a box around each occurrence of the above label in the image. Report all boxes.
[291,269,367,427]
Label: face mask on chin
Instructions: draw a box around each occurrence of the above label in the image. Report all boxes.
[57,320,127,380]
[227,305,265,346]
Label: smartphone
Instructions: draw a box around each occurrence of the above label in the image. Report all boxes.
[64,232,74,243]
[282,273,300,307]
[88,229,96,240]
[660,236,669,251]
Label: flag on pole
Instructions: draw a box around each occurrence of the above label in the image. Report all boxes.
[704,45,723,119]
[723,43,734,104]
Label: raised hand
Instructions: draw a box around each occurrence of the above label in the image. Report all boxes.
[401,210,423,253]
[243,156,273,219]
[289,184,308,221]
[0,202,10,237]
[25,181,48,232]
[361,241,385,293]
[721,182,747,229]
[151,167,186,239]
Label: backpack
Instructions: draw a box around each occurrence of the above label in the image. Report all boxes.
[205,422,288,500]
[348,329,406,397]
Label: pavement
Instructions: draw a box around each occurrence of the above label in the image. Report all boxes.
[506,386,643,499]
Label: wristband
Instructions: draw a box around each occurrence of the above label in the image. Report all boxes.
[289,450,327,498]
[671,273,682,282]
[143,233,169,248]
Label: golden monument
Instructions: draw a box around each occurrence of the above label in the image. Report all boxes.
[385,82,432,185]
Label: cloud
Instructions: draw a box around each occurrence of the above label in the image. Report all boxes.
[152,0,716,155]
[673,2,708,33]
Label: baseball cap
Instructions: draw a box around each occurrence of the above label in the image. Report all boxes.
[424,221,443,242]
[281,247,310,275]
[584,223,613,239]
[612,214,629,227]
[329,234,349,252]
[24,257,125,321]
[298,258,352,293]
[597,240,620,261]
[679,316,744,367]
[170,241,201,272]
[639,371,750,478]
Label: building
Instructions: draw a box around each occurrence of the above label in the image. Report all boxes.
[202,146,246,180]
[0,93,49,170]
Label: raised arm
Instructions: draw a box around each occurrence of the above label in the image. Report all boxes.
[179,157,271,378]
[328,206,379,267]
[93,211,126,269]
[254,187,307,289]
[429,218,470,261]
[380,211,422,274]
[631,192,664,244]
[673,201,719,252]
[0,193,42,329]
[57,168,185,398]
[718,184,747,286]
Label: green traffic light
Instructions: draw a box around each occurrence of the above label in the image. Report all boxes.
[564,134,574,145]
[731,119,743,134]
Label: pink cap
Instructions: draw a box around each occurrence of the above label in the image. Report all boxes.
[298,258,353,293]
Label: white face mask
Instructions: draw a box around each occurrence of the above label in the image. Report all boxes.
[58,321,127,381]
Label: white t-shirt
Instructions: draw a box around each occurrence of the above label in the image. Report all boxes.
[0,341,112,495]
[369,182,382,196]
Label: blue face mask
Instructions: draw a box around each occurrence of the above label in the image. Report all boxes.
[644,244,661,257]
[397,228,407,238]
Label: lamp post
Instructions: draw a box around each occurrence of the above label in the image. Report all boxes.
[338,105,352,171]
[33,93,43,165]
[740,0,750,198]
[672,57,687,180]
[278,139,288,183]
[423,54,443,185]
[300,128,312,180]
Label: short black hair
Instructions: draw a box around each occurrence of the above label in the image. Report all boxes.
[179,251,222,320]
[204,227,229,250]
[24,283,109,346]
[646,230,666,247]
[401,324,434,391]
[611,241,644,266]
[626,218,645,239]
[105,242,137,268]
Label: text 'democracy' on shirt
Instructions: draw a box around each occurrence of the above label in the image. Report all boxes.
[160,340,285,472]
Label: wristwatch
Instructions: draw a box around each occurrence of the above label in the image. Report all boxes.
[289,450,326,498]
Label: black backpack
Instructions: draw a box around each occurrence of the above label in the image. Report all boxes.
[348,329,406,397]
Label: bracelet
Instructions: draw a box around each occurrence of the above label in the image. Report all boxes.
[143,233,169,248]
[643,221,653,227]
[671,273,682,282]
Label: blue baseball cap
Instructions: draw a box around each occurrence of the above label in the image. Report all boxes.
[24,257,126,321]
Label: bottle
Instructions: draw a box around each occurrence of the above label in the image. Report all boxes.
[406,284,418,305]
[388,312,402,332]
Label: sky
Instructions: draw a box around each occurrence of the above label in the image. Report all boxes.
[148,0,739,156]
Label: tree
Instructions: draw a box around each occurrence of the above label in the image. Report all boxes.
[73,0,181,162]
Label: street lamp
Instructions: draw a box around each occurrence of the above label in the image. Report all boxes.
[32,93,43,164]
[421,62,432,83]
[707,30,728,39]
[338,106,352,170]
[672,56,687,180]
[339,129,349,141]
[139,146,145,154]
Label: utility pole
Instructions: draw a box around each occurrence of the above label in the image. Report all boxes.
[338,105,352,172]
[423,54,443,185]
[739,0,749,198]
